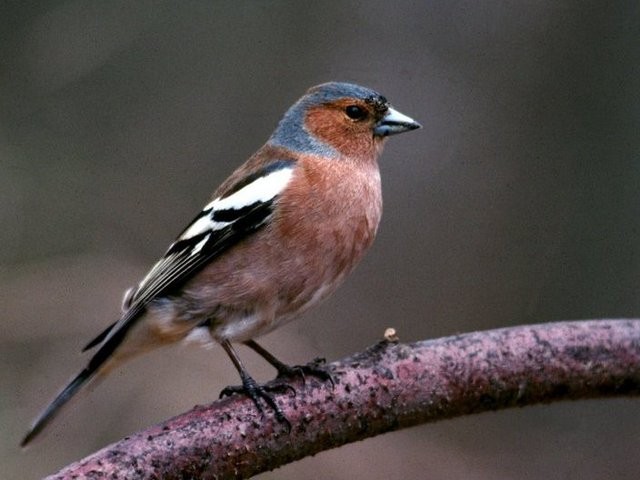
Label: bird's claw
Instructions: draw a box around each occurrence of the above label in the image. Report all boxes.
[275,357,335,387]
[220,376,292,431]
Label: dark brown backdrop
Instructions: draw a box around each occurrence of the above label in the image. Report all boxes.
[2,2,639,478]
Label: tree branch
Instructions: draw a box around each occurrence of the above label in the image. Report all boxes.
[47,319,640,479]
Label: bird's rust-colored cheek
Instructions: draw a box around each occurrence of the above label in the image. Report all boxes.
[305,106,377,158]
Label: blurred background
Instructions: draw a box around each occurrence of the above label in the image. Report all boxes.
[2,1,640,478]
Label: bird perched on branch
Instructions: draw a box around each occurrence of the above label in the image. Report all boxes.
[22,82,420,446]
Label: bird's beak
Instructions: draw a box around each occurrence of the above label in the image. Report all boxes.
[373,107,422,137]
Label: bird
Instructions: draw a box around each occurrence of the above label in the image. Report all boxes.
[21,81,420,446]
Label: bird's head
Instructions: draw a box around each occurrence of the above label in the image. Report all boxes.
[269,82,421,160]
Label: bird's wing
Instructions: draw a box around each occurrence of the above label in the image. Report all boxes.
[22,159,300,446]
[83,159,297,351]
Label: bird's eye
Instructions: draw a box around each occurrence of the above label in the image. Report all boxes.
[345,105,367,120]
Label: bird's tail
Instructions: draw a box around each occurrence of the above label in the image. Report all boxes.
[21,307,144,447]
[20,366,95,447]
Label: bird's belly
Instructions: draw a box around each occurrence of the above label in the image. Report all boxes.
[212,278,340,343]
[215,312,266,343]
[175,191,379,345]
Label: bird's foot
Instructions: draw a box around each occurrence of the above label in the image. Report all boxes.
[220,375,292,430]
[275,357,335,387]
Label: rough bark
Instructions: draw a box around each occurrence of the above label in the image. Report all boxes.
[47,319,640,479]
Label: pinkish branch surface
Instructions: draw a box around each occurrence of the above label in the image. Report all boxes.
[48,319,640,479]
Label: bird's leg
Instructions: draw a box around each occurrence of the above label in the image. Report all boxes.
[244,339,334,387]
[219,340,291,429]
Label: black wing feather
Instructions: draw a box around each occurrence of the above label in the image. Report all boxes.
[82,200,274,351]
[23,157,298,447]
[82,159,295,354]
[25,199,277,445]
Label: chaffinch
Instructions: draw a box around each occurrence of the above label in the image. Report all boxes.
[22,82,420,446]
